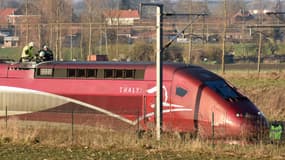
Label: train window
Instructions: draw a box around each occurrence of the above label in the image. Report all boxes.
[176,87,188,97]
[104,69,113,78]
[115,70,123,78]
[135,70,145,80]
[86,69,96,78]
[97,69,104,78]
[125,70,134,79]
[205,80,241,101]
[54,68,67,78]
[37,68,53,76]
[68,69,76,78]
[38,67,145,80]
[76,69,85,77]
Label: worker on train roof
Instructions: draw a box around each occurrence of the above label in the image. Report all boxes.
[20,42,35,62]
[38,45,54,62]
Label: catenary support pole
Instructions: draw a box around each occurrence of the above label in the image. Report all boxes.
[140,3,163,141]
[140,3,206,141]
[221,0,227,74]
[155,5,163,141]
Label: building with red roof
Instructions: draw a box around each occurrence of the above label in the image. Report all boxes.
[0,8,16,25]
[104,9,140,26]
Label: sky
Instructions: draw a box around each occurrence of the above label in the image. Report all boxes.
[73,0,83,2]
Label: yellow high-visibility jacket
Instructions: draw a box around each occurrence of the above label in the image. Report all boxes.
[21,45,34,58]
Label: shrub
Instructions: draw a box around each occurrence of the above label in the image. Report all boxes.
[130,41,154,62]
[163,44,184,62]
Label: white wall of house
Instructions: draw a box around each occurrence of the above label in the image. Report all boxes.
[106,17,140,26]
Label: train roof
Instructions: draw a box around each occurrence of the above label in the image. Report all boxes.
[34,61,208,81]
[2,61,223,82]
[35,61,203,70]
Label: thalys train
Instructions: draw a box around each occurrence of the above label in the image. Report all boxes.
[0,61,268,138]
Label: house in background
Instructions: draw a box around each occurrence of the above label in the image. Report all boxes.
[7,14,41,47]
[3,36,19,48]
[0,8,16,26]
[8,14,41,25]
[0,8,17,48]
[104,9,140,26]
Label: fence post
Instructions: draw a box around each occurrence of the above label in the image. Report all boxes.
[279,62,281,73]
[137,104,140,139]
[212,112,215,148]
[5,105,7,129]
[71,109,74,145]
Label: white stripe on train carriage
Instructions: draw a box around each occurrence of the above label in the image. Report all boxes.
[0,111,32,116]
[0,86,192,126]
[0,86,134,125]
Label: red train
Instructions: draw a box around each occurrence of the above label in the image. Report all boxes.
[0,61,268,138]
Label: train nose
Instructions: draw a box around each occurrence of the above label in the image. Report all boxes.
[230,112,269,138]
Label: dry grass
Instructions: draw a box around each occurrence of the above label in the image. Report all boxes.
[0,119,285,160]
[0,119,136,148]
[0,121,283,159]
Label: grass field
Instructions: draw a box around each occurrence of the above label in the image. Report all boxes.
[2,143,283,160]
[0,48,22,61]
[0,72,284,159]
[0,120,284,160]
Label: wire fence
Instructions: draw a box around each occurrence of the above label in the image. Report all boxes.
[0,101,273,146]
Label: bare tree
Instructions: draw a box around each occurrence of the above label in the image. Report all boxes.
[80,0,108,59]
[119,0,139,10]
[35,0,72,23]
[173,0,208,13]
[214,0,246,17]
[15,0,41,46]
[34,0,72,60]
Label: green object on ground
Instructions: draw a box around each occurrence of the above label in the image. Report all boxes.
[269,124,282,140]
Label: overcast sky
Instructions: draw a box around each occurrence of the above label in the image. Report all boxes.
[73,0,82,3]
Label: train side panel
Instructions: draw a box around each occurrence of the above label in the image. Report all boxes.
[166,69,200,133]
[0,64,8,77]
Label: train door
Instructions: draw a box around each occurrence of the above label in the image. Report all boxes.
[170,73,198,133]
